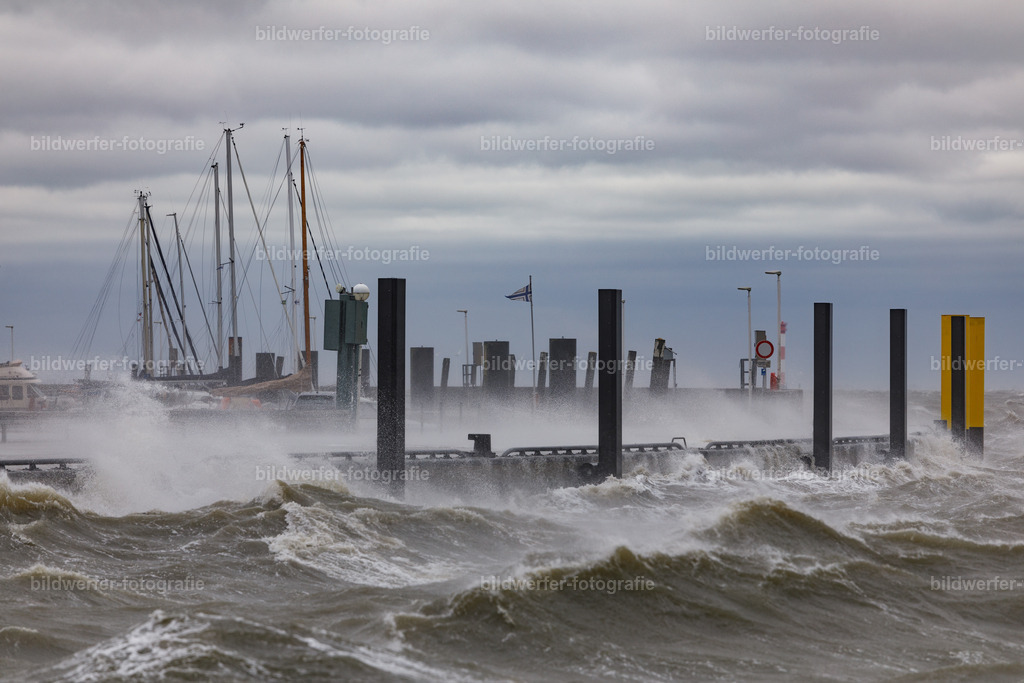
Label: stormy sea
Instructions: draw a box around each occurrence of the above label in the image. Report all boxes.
[3,386,1024,681]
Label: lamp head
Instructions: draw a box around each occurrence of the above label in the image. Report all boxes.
[352,283,370,301]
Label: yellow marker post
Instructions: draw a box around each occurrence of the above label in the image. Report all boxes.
[966,317,985,455]
[940,313,984,456]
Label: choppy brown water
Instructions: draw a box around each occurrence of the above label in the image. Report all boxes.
[3,388,1024,681]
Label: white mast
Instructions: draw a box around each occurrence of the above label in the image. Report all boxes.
[285,132,298,374]
[225,126,239,350]
[170,211,188,374]
[213,162,223,370]
[138,191,154,375]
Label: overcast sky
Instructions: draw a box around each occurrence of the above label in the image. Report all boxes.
[2,0,1023,391]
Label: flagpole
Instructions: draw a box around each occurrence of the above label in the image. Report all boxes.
[529,274,536,399]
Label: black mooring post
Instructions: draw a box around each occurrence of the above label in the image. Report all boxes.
[950,315,966,446]
[625,350,637,391]
[440,357,450,390]
[584,351,597,391]
[597,289,623,479]
[813,302,833,471]
[890,308,907,459]
[377,278,406,496]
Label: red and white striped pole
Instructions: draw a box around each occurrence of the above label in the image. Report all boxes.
[779,320,787,389]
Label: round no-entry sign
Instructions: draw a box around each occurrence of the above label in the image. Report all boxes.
[756,340,774,359]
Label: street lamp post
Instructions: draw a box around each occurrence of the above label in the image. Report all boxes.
[737,287,752,400]
[765,271,782,389]
[5,326,12,363]
[457,309,469,386]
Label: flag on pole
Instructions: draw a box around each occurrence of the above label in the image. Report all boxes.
[505,283,532,302]
[506,277,537,396]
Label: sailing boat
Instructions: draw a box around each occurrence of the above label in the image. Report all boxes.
[212,132,318,398]
[74,127,351,404]
[209,130,366,402]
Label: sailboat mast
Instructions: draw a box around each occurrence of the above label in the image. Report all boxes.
[225,127,238,349]
[171,211,188,374]
[300,137,311,368]
[138,191,153,375]
[138,191,144,371]
[147,205,155,372]
[285,133,298,374]
[213,162,223,370]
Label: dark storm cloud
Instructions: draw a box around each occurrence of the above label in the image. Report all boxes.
[2,0,1023,388]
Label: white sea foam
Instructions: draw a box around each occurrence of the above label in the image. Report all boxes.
[266,501,464,587]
